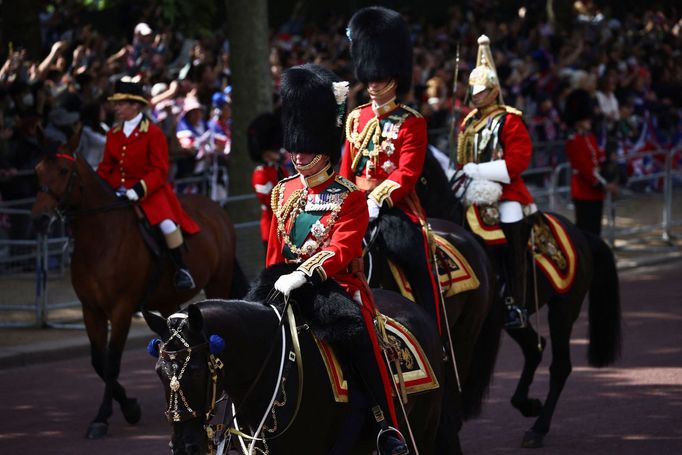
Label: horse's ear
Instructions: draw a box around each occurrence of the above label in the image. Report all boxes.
[187,304,204,334]
[143,310,169,339]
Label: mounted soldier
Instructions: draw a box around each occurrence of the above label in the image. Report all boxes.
[266,64,409,455]
[340,6,443,330]
[457,35,535,329]
[97,77,199,290]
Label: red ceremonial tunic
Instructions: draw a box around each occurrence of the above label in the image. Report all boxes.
[566,132,606,201]
[458,106,534,205]
[340,101,442,329]
[497,114,534,204]
[252,163,291,242]
[97,116,199,234]
[266,167,399,425]
[340,102,428,223]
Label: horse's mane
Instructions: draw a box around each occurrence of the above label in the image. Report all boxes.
[246,263,365,346]
[416,149,461,221]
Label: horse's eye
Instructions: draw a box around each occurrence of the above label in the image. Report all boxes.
[59,168,69,176]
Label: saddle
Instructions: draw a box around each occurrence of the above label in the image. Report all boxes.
[466,205,577,293]
[374,209,480,304]
[133,205,164,257]
[387,234,479,302]
[312,314,440,403]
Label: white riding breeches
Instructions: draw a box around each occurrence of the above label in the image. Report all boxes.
[159,219,178,234]
[499,201,524,223]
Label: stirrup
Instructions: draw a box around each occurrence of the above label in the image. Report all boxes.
[504,297,527,330]
[174,268,196,290]
[377,426,409,455]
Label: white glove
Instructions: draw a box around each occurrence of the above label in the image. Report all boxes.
[462,162,482,180]
[367,198,381,221]
[274,270,307,296]
[477,160,511,183]
[125,188,140,201]
[463,161,511,183]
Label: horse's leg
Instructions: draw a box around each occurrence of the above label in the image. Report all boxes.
[107,307,142,425]
[435,367,464,455]
[522,302,574,449]
[507,324,547,419]
[82,303,113,439]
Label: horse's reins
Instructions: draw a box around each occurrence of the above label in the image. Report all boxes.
[40,153,131,219]
[210,292,304,454]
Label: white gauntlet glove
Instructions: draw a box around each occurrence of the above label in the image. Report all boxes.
[462,162,482,180]
[463,161,510,184]
[274,270,307,296]
[367,198,381,221]
[125,188,140,201]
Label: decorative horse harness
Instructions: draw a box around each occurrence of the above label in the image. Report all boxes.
[156,303,304,455]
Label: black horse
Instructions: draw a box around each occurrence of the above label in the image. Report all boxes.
[364,206,502,454]
[416,151,622,448]
[145,263,446,455]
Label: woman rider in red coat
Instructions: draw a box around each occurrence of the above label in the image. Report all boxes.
[97,78,199,290]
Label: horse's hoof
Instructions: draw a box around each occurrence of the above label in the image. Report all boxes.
[121,398,142,425]
[521,429,545,448]
[85,422,108,439]
[511,398,543,417]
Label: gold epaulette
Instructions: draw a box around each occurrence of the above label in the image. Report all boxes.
[400,104,423,119]
[139,118,150,133]
[503,105,523,117]
[270,175,297,210]
[335,175,357,192]
[112,123,122,133]
[345,103,371,135]
[461,108,479,128]
[270,181,283,211]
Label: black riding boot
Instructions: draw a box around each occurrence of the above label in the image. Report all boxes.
[343,331,409,455]
[500,219,531,329]
[169,246,196,290]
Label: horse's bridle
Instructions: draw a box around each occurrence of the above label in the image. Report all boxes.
[38,152,130,218]
[38,153,80,218]
[158,317,225,425]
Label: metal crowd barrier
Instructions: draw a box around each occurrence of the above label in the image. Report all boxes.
[524,148,682,249]
[1,144,680,328]
[0,167,263,328]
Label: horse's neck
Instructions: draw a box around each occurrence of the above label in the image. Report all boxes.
[211,301,284,421]
[69,157,136,246]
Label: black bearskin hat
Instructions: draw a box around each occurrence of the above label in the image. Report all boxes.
[247,110,282,163]
[280,64,345,164]
[347,7,413,96]
[563,89,594,128]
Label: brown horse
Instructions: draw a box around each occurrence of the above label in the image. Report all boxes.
[31,147,248,439]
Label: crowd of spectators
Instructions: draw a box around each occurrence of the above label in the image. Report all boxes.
[0,1,680,232]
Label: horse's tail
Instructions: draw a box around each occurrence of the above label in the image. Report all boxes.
[461,289,504,420]
[229,259,250,299]
[584,231,622,367]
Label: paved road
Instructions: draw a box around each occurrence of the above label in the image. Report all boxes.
[0,262,680,454]
[460,261,682,454]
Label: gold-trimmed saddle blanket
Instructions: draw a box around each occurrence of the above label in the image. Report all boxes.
[531,213,576,294]
[314,316,439,403]
[388,234,479,301]
[466,207,576,294]
[465,204,506,245]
